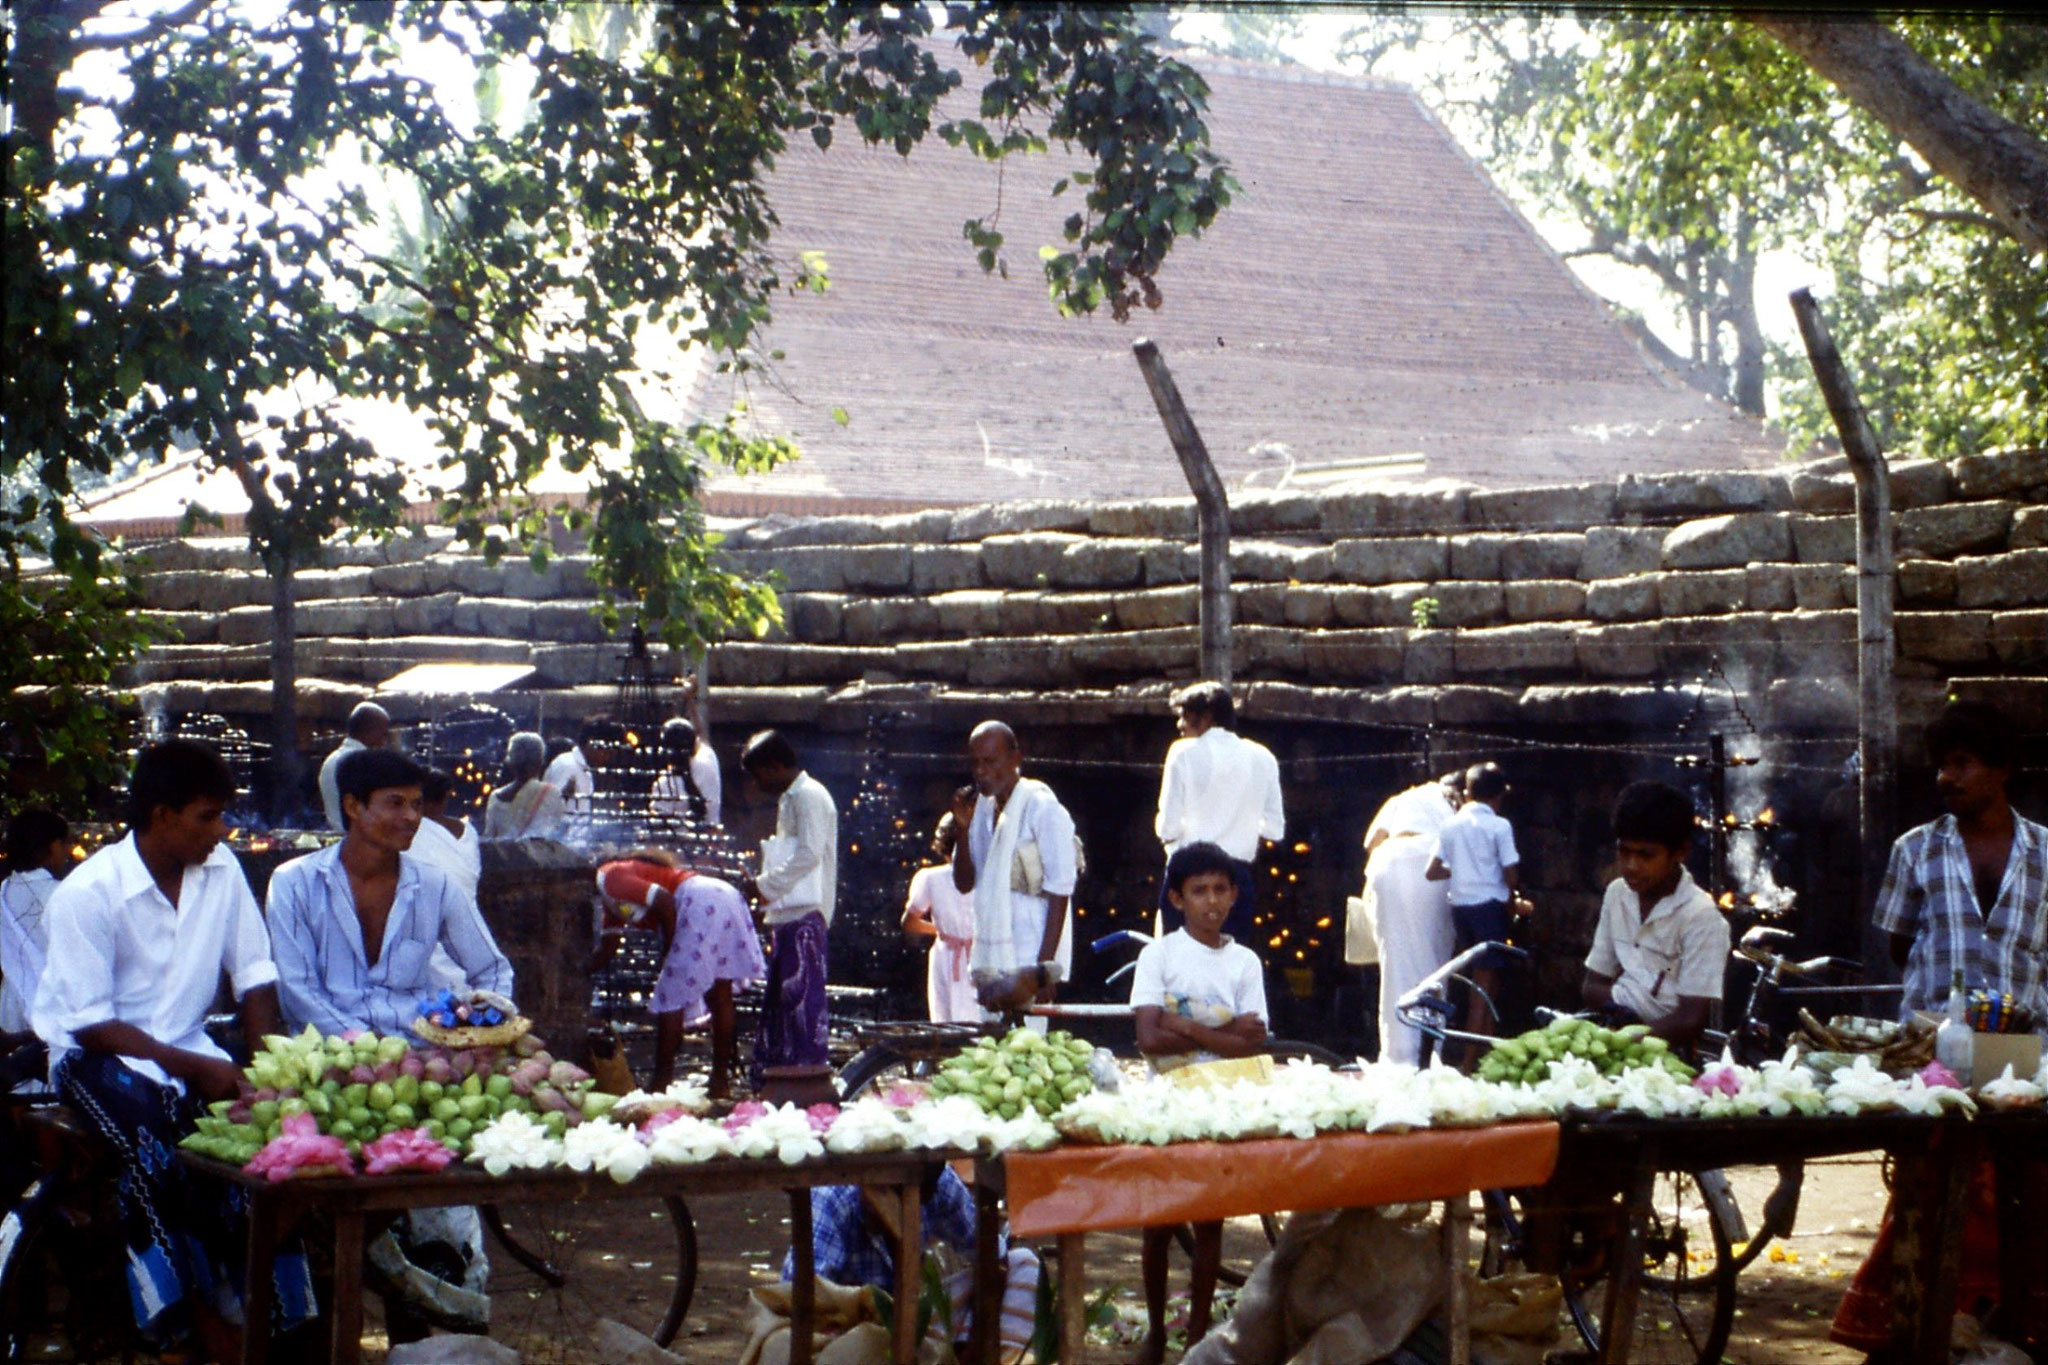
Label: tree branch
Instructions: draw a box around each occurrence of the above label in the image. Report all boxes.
[1747,13,2048,256]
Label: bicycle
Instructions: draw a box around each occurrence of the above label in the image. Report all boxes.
[1696,923,1905,1278]
[1398,942,1743,1365]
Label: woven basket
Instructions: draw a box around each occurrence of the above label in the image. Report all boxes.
[411,991,530,1049]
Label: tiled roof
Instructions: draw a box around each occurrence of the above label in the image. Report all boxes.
[694,57,1780,504]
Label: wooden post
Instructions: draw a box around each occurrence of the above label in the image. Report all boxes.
[1133,339,1232,685]
[1443,1194,1473,1365]
[1790,289,1897,950]
[790,1189,816,1365]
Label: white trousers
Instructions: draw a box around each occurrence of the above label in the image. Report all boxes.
[1367,835,1456,1066]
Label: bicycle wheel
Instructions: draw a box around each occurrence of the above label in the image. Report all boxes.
[483,1194,697,1359]
[1563,1169,1738,1365]
[836,1045,925,1102]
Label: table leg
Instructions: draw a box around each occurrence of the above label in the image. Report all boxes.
[790,1189,815,1365]
[1057,1232,1087,1365]
[1917,1130,1974,1365]
[1443,1194,1472,1365]
[971,1183,1003,1365]
[1995,1147,2027,1344]
[329,1210,365,1365]
[892,1181,923,1365]
[240,1191,277,1365]
[1597,1155,1655,1365]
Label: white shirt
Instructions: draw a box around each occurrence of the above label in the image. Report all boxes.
[320,736,367,831]
[545,747,595,809]
[268,844,514,1038]
[1429,803,1519,906]
[1366,782,1458,845]
[757,771,839,926]
[1,868,58,1033]
[408,817,481,899]
[32,834,278,1092]
[1585,870,1729,1023]
[1130,929,1268,1066]
[1154,727,1285,862]
[651,744,724,826]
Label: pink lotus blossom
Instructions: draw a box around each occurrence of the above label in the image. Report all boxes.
[362,1127,456,1175]
[722,1100,769,1133]
[642,1109,683,1138]
[244,1113,356,1182]
[1919,1061,1964,1090]
[804,1103,840,1134]
[882,1083,927,1109]
[1693,1064,1743,1097]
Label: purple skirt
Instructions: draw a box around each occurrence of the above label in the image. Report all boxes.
[649,878,768,1024]
[752,911,830,1087]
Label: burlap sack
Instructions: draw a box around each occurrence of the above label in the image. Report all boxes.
[1182,1206,1444,1365]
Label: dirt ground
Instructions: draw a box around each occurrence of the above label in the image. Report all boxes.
[12,1144,1892,1364]
[347,1154,1891,1365]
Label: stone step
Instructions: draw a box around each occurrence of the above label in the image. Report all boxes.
[207,596,614,646]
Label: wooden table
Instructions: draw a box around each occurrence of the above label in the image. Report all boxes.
[1553,1111,1965,1364]
[972,1121,1562,1365]
[183,1148,967,1365]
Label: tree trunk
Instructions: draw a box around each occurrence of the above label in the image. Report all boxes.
[1726,213,1768,416]
[1750,15,2048,256]
[269,560,302,824]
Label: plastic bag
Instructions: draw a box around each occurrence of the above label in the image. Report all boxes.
[387,1336,521,1364]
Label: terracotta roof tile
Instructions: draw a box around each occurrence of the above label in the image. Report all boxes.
[693,59,1778,504]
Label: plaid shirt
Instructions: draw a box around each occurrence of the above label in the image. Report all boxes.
[780,1168,991,1289]
[1872,812,2048,1022]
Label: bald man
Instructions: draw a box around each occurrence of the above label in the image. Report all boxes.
[320,702,391,831]
[951,722,1078,1016]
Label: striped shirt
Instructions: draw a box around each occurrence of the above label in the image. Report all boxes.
[1872,812,2048,1023]
[269,844,514,1037]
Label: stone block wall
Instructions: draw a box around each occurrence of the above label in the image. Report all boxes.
[89,446,2048,1049]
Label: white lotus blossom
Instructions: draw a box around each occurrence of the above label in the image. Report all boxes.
[728,1104,827,1165]
[563,1116,651,1183]
[901,1096,1004,1152]
[468,1111,564,1176]
[646,1115,734,1165]
[1980,1064,2046,1108]
[824,1099,911,1155]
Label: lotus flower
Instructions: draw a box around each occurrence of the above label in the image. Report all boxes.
[244,1113,356,1182]
[362,1127,456,1175]
[468,1112,564,1176]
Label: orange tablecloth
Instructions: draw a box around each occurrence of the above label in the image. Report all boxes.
[1000,1120,1561,1237]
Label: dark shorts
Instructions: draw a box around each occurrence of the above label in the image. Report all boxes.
[1451,899,1515,972]
[1157,855,1258,943]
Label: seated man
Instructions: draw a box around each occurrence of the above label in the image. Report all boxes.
[1132,841,1269,1365]
[1580,780,1728,1049]
[781,1165,1037,1356]
[269,749,513,1037]
[267,748,514,1334]
[32,740,315,1362]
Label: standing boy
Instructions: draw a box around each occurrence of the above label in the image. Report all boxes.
[1581,781,1728,1048]
[1426,762,1530,1046]
[33,740,314,1361]
[741,730,838,1085]
[1129,841,1269,1365]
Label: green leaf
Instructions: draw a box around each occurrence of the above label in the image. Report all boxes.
[830,406,850,426]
